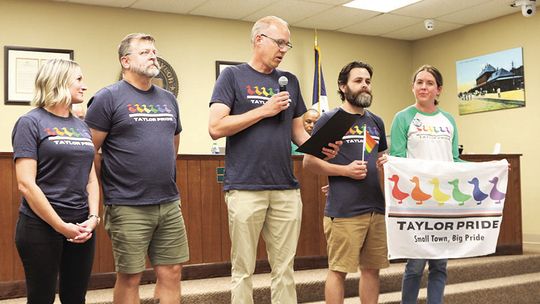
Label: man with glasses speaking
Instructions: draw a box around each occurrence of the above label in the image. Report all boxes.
[209,16,338,304]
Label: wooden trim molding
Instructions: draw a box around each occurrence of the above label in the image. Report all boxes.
[0,153,522,299]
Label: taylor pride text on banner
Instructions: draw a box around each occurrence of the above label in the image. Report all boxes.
[383,156,509,259]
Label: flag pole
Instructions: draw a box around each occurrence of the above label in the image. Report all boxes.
[315,29,321,114]
[362,124,367,162]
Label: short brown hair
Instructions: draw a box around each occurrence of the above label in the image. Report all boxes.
[337,61,373,101]
[118,33,155,61]
[412,64,443,105]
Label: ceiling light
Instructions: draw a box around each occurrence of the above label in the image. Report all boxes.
[343,0,423,13]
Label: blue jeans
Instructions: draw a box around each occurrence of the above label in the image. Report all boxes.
[401,259,447,304]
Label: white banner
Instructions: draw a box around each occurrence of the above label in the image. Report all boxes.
[383,156,508,259]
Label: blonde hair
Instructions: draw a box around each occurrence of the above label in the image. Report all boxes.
[250,16,289,44]
[32,58,80,108]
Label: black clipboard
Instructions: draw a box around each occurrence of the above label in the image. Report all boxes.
[296,108,357,159]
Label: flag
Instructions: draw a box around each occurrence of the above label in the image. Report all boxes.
[361,124,376,161]
[364,127,376,154]
[312,32,329,113]
[383,156,508,259]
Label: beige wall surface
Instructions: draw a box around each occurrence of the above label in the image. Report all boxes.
[1,0,536,247]
[0,0,411,154]
[411,13,540,248]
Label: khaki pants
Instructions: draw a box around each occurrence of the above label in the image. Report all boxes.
[225,189,302,304]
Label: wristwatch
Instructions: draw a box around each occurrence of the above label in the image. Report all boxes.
[88,214,101,225]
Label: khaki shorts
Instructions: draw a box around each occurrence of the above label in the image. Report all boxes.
[324,212,389,273]
[104,200,189,274]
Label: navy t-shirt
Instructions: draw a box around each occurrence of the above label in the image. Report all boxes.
[85,80,181,205]
[210,63,307,190]
[314,108,387,218]
[12,107,95,222]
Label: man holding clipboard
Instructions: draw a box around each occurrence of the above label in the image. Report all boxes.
[302,61,389,304]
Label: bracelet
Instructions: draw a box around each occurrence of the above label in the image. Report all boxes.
[88,214,101,224]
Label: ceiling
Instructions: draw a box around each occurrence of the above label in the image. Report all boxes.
[52,0,534,41]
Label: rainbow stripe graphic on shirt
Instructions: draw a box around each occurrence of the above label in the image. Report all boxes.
[411,117,452,143]
[341,124,380,149]
[127,103,175,122]
[245,85,278,105]
[412,117,451,134]
[45,127,93,147]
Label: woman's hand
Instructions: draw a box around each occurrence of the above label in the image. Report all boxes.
[377,153,388,169]
[60,221,93,243]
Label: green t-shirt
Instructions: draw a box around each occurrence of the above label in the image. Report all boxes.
[291,142,302,155]
[389,105,462,162]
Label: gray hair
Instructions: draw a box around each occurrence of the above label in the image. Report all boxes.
[250,16,289,44]
[305,108,320,116]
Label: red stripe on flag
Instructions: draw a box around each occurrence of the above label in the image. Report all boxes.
[364,129,377,153]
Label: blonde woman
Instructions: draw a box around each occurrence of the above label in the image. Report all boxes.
[12,58,99,303]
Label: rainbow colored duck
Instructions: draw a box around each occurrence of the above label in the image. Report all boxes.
[429,177,451,206]
[448,179,471,206]
[388,175,409,204]
[488,177,506,204]
[410,176,431,205]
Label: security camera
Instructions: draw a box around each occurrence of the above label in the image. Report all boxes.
[522,2,536,16]
[424,19,435,31]
[511,0,536,17]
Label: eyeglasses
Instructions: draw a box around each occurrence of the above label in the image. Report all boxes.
[260,34,293,50]
[125,49,158,57]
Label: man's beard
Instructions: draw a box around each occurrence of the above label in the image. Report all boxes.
[131,62,160,78]
[346,90,373,108]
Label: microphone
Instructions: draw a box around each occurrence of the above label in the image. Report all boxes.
[278,76,288,121]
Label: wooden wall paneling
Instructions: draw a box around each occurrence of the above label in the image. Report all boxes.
[460,154,522,254]
[508,156,522,245]
[318,174,328,255]
[496,156,522,251]
[0,156,14,281]
[256,237,268,260]
[200,159,223,262]
[89,155,114,274]
[177,158,192,264]
[185,159,203,263]
[95,187,114,274]
[0,153,524,299]
[295,158,321,256]
[177,159,189,227]
[219,159,231,262]
[90,197,100,274]
[91,205,101,274]
[11,163,24,281]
